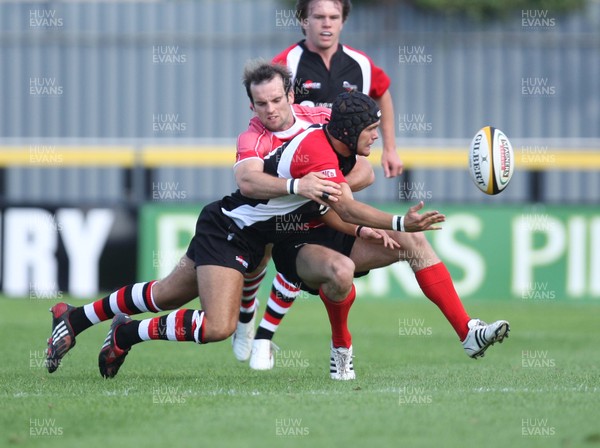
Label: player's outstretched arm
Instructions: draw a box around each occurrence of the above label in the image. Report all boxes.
[327,182,445,232]
[319,209,400,249]
[234,159,342,206]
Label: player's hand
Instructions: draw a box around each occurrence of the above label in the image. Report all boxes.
[381,148,404,178]
[402,201,445,232]
[359,227,401,249]
[297,172,342,207]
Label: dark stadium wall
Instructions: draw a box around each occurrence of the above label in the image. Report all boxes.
[0,206,137,299]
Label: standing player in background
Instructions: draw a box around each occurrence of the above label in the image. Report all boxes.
[273,0,401,177]
[240,0,402,368]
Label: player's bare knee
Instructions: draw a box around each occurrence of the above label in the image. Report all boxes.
[213,327,235,341]
[204,319,236,342]
[411,232,430,251]
[401,232,440,269]
[328,256,355,290]
[400,233,429,257]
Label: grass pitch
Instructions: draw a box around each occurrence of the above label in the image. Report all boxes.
[1,295,599,448]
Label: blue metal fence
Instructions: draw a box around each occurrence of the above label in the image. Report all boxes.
[1,0,598,204]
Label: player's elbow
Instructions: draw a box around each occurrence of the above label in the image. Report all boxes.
[360,169,375,190]
[348,171,375,193]
[347,158,375,192]
[237,174,257,197]
[238,180,254,197]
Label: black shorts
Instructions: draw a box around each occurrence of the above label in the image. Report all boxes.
[185,201,267,274]
[271,226,368,294]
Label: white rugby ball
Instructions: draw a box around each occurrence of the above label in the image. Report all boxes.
[468,126,514,195]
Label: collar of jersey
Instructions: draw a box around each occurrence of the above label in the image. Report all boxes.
[272,109,312,140]
[299,40,344,59]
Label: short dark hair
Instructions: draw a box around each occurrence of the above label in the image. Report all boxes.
[242,59,293,104]
[296,0,352,35]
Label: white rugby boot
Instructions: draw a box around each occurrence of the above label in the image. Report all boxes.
[330,343,355,380]
[249,339,278,370]
[232,300,258,362]
[462,318,510,359]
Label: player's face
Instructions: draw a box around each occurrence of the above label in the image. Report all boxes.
[250,77,294,132]
[302,0,344,52]
[356,122,380,156]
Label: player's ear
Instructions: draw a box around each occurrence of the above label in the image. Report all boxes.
[287,88,294,103]
[249,102,255,112]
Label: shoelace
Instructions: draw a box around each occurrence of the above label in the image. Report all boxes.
[332,349,353,374]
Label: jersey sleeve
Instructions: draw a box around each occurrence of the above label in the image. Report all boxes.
[293,104,331,125]
[235,119,271,164]
[273,44,297,66]
[342,44,391,99]
[368,58,391,99]
[289,133,347,184]
[272,51,287,66]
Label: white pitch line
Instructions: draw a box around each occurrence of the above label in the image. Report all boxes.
[471,386,599,393]
[6,385,598,399]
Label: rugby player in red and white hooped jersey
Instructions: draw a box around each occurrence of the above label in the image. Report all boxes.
[273,0,403,179]
[232,60,377,369]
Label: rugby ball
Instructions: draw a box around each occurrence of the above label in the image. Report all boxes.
[468,126,514,195]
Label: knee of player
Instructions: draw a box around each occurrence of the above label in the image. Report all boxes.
[329,256,355,288]
[402,232,439,265]
[404,232,430,251]
[204,319,236,342]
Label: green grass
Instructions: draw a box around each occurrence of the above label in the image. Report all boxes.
[1,296,599,448]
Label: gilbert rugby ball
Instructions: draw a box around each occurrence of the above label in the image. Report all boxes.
[468,126,514,195]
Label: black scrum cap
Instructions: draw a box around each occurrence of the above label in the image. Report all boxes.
[326,91,381,152]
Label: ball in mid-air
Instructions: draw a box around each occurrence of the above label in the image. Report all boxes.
[468,126,514,195]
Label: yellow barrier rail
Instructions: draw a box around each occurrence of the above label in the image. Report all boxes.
[1,146,599,170]
[0,146,136,167]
